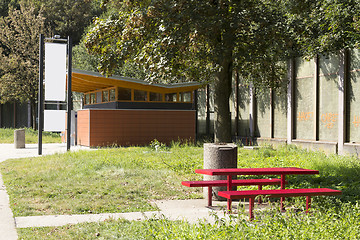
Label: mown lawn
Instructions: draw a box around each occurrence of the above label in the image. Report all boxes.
[0,128,61,143]
[0,143,203,216]
[1,144,360,239]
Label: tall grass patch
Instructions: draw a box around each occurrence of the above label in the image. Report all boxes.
[18,202,360,239]
[3,144,360,217]
[0,145,203,216]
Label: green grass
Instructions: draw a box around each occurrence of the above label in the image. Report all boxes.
[0,128,61,143]
[2,143,360,239]
[17,204,360,239]
[0,144,203,216]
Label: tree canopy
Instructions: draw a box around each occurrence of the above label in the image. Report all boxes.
[1,0,360,135]
[281,0,360,57]
[0,4,51,128]
[85,0,291,142]
[39,0,103,44]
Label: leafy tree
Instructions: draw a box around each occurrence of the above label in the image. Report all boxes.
[85,0,290,142]
[38,0,103,44]
[282,0,360,57]
[0,0,19,17]
[73,39,146,79]
[73,41,99,72]
[0,4,51,129]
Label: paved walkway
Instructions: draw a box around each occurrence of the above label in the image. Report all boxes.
[14,199,234,228]
[0,143,90,163]
[0,143,244,240]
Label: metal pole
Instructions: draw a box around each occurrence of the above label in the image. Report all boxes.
[38,34,44,155]
[206,85,210,136]
[66,36,72,151]
[235,71,239,137]
[194,90,198,142]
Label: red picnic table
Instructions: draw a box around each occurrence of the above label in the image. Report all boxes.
[195,167,319,210]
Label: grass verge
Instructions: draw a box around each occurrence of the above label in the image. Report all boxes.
[0,145,203,216]
[2,144,360,238]
[18,202,360,239]
[0,128,61,143]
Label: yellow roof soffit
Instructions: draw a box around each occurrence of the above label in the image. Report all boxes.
[70,69,201,93]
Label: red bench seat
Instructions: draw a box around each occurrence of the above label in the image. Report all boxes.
[182,178,284,206]
[218,188,342,220]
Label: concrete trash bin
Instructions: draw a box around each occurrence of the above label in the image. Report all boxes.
[14,129,25,149]
[203,143,237,201]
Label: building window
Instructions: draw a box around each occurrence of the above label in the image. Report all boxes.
[96,92,102,103]
[102,90,109,102]
[118,87,131,101]
[85,94,90,105]
[109,89,116,101]
[150,92,162,102]
[165,93,177,102]
[134,90,148,101]
[90,93,96,104]
[181,92,192,102]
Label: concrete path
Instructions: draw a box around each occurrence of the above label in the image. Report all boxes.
[15,199,234,228]
[0,143,90,163]
[0,174,17,240]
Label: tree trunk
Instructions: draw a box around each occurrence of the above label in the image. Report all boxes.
[213,55,233,143]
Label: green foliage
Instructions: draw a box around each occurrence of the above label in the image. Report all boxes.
[31,0,103,44]
[0,3,51,128]
[84,0,292,143]
[72,38,146,79]
[72,41,99,72]
[281,0,360,57]
[0,0,19,17]
[85,1,290,83]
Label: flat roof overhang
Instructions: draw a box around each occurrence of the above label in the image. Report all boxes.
[70,69,201,94]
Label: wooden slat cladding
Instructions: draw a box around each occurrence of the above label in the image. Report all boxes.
[77,109,196,147]
[77,110,90,146]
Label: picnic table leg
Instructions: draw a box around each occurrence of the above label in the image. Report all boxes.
[227,198,232,213]
[280,174,286,211]
[249,197,255,221]
[208,186,212,207]
[306,196,311,213]
[258,185,262,204]
[227,175,232,212]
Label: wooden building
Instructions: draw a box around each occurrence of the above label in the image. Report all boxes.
[72,69,201,147]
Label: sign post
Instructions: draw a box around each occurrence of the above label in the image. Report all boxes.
[66,36,72,151]
[38,35,72,155]
[38,34,44,155]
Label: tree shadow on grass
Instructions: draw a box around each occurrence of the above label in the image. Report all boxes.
[287,164,360,204]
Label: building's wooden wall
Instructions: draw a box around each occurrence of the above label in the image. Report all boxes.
[77,109,196,147]
[77,110,90,146]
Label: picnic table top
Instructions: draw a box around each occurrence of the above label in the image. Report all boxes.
[194,167,319,176]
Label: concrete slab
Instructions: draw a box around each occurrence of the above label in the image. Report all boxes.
[15,199,273,228]
[15,212,159,228]
[15,200,229,228]
[0,175,17,240]
[0,143,91,163]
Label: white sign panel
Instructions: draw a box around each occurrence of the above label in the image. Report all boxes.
[45,43,67,101]
[44,110,66,132]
